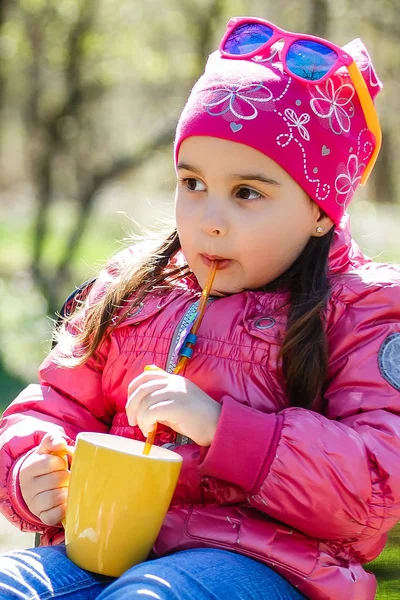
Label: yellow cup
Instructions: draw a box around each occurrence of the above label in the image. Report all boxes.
[64,432,182,577]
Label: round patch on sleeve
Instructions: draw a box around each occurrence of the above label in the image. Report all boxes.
[378,333,400,391]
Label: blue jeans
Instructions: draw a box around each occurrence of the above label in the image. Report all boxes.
[0,544,306,599]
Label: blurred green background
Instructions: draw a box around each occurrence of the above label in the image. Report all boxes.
[1,0,400,410]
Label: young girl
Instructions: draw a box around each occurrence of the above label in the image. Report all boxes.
[0,16,399,600]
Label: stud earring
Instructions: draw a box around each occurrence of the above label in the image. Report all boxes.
[316,226,323,234]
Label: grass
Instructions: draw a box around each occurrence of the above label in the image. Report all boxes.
[368,524,400,599]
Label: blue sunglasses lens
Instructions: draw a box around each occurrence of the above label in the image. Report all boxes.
[223,23,274,55]
[286,40,338,81]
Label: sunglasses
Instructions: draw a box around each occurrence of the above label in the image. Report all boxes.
[219,17,381,185]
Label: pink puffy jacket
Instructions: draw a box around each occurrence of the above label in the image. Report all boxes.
[1,216,400,600]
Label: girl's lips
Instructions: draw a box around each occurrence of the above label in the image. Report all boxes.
[200,254,232,270]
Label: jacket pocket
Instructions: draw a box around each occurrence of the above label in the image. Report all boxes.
[185,506,319,577]
[185,506,245,547]
[240,510,319,576]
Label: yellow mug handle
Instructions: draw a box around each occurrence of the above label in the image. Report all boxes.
[51,445,75,529]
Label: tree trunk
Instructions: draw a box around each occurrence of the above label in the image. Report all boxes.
[0,0,12,114]
[371,127,396,203]
[309,0,329,38]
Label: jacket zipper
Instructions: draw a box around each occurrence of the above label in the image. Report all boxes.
[165,300,200,374]
[165,297,215,445]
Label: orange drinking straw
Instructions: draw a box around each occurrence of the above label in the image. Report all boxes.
[142,261,218,455]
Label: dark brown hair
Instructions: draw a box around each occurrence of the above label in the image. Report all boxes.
[58,226,334,408]
[264,227,335,407]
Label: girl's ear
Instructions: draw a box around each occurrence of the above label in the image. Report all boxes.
[311,211,335,237]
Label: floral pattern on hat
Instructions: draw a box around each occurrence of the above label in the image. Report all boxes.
[284,108,311,141]
[335,154,365,207]
[202,78,273,120]
[276,108,331,202]
[310,77,355,135]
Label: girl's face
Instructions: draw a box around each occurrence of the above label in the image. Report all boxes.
[175,136,330,295]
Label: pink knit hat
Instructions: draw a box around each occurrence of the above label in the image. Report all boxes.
[174,37,382,225]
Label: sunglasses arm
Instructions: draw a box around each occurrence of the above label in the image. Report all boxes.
[347,62,382,185]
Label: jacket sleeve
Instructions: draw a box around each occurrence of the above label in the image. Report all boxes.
[199,279,400,542]
[0,250,130,534]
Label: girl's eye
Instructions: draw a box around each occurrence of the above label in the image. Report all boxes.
[181,177,206,192]
[237,187,263,201]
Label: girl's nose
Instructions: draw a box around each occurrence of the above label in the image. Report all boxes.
[200,201,229,237]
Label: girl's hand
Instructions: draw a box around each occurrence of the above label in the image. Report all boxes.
[126,370,221,446]
[19,433,73,526]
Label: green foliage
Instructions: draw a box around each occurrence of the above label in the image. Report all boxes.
[367,524,400,599]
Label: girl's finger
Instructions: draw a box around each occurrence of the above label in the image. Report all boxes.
[126,379,168,426]
[37,433,68,455]
[28,453,71,478]
[137,397,176,437]
[134,384,185,434]
[31,469,70,496]
[33,487,69,515]
[127,369,167,396]
[38,502,68,527]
